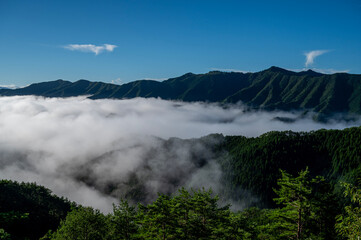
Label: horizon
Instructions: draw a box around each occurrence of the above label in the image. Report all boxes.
[2,65,359,89]
[1,0,360,87]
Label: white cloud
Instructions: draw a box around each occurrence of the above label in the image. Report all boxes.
[0,96,359,212]
[64,44,117,55]
[304,50,329,67]
[309,68,349,74]
[0,85,18,89]
[111,78,123,85]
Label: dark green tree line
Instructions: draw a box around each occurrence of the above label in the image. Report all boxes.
[46,169,348,240]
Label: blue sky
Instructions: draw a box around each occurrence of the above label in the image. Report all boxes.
[0,0,360,87]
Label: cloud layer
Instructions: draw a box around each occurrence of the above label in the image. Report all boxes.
[0,96,359,212]
[304,50,329,67]
[64,44,117,55]
[0,85,18,89]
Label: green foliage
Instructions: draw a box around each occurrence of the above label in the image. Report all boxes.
[220,127,361,208]
[47,183,341,239]
[47,188,250,240]
[273,168,313,239]
[0,180,73,240]
[2,127,361,239]
[309,176,340,239]
[109,200,138,240]
[335,181,361,239]
[138,194,178,239]
[250,169,338,240]
[0,178,351,240]
[50,207,109,240]
[0,228,11,240]
[257,207,298,240]
[137,188,236,240]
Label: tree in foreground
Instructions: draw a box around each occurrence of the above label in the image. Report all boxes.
[0,228,11,240]
[109,199,138,240]
[335,181,361,239]
[45,174,339,240]
[258,168,337,240]
[137,188,240,239]
[273,168,314,239]
[46,188,241,240]
[50,207,109,240]
[0,180,73,240]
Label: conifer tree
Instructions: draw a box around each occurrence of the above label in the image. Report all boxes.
[273,168,313,239]
[50,207,108,240]
[109,199,138,240]
[335,181,361,239]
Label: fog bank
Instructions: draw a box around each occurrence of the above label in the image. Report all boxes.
[0,96,359,211]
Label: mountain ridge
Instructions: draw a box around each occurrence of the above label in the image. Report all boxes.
[1,67,361,120]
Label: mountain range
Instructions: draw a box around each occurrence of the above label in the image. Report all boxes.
[1,67,361,120]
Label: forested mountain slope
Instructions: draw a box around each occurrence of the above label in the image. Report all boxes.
[0,180,74,240]
[1,127,361,239]
[1,67,361,118]
[219,126,361,206]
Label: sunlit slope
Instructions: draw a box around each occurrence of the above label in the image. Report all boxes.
[1,67,360,117]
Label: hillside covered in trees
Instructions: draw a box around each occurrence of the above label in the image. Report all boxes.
[219,127,361,207]
[1,67,361,120]
[0,181,74,239]
[1,171,360,239]
[1,127,361,239]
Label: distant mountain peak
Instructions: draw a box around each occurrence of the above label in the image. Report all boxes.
[298,69,323,77]
[301,69,319,74]
[265,66,291,73]
[75,79,91,83]
[182,72,195,77]
[1,68,360,120]
[208,70,223,74]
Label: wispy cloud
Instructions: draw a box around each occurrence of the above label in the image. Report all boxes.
[111,78,123,85]
[0,84,18,89]
[64,44,117,55]
[304,50,329,67]
[309,68,349,74]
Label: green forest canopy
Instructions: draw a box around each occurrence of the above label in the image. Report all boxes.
[1,126,361,239]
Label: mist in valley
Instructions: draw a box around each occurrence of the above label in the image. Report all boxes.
[0,96,359,212]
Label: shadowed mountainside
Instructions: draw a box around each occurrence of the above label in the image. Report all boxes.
[1,67,361,120]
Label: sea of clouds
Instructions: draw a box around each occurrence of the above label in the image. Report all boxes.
[0,96,359,212]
